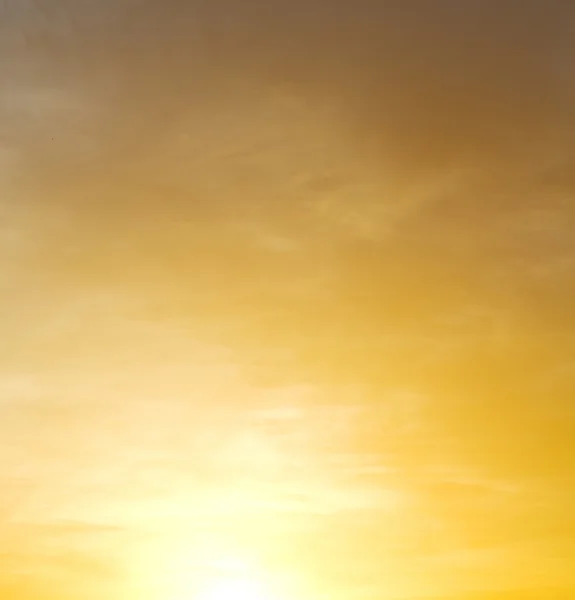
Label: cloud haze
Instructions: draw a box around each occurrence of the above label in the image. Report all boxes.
[1,1,575,599]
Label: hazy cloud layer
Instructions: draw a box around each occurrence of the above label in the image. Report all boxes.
[1,1,575,599]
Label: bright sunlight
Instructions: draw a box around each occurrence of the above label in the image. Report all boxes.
[196,574,272,600]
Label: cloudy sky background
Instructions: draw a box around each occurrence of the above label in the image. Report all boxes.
[1,1,575,599]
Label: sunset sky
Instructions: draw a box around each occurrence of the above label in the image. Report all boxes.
[1,2,575,599]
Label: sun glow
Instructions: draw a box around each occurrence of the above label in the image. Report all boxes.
[196,574,272,600]
[160,562,281,600]
[194,554,277,600]
[130,535,288,600]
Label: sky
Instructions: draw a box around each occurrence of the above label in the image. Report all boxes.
[1,1,575,599]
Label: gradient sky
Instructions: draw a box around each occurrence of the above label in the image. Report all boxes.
[1,1,575,599]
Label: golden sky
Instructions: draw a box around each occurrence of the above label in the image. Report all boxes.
[1,2,575,599]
